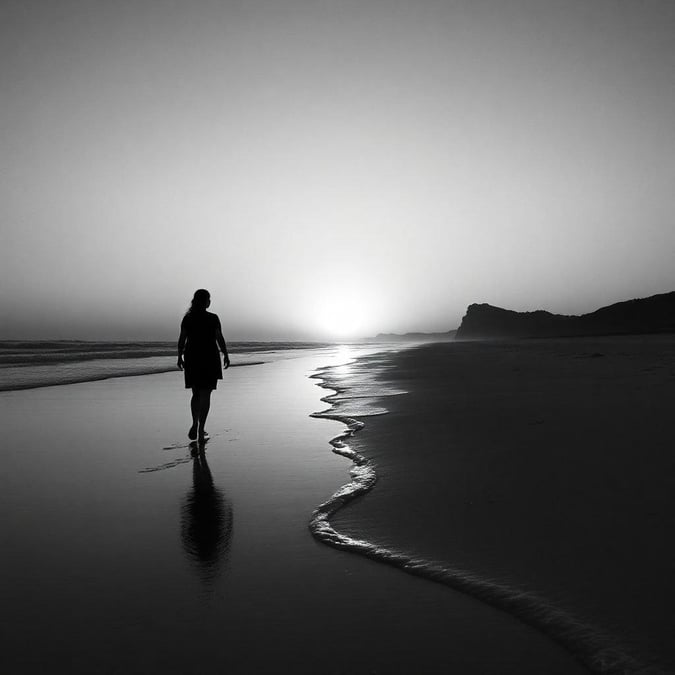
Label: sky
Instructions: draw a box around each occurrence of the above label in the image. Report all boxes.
[2,0,674,340]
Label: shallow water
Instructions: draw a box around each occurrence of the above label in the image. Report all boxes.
[0,340,336,391]
[1,345,585,674]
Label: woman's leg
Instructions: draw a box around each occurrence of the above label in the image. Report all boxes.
[189,388,199,439]
[197,388,212,439]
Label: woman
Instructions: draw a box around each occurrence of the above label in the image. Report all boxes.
[177,289,230,442]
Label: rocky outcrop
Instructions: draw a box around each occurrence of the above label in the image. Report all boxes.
[456,291,675,339]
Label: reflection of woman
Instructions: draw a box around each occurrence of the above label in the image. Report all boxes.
[181,448,232,582]
[177,289,230,442]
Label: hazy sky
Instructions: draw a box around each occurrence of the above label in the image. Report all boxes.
[2,0,674,340]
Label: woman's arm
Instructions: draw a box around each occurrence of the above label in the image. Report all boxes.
[177,327,187,370]
[215,318,230,369]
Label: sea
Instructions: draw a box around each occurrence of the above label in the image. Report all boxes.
[5,340,518,675]
[0,340,336,391]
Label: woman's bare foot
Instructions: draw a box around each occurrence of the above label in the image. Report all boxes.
[188,424,198,440]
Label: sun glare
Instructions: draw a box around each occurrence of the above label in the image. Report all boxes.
[313,292,371,339]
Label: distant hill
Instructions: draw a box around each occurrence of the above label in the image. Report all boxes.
[369,330,457,343]
[455,292,675,339]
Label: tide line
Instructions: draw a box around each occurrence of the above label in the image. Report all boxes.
[308,365,660,675]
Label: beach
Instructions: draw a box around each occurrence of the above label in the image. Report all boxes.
[322,336,675,674]
[0,344,587,674]
[3,0,674,670]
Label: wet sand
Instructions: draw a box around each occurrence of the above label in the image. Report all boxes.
[327,336,675,673]
[0,348,584,674]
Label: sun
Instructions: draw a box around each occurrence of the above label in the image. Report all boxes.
[312,291,371,339]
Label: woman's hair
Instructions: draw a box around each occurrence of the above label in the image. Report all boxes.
[187,289,210,314]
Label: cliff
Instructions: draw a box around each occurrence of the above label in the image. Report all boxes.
[455,291,675,339]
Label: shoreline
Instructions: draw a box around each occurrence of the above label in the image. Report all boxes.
[309,366,379,547]
[0,360,266,393]
[2,346,589,674]
[0,341,344,393]
[309,340,673,674]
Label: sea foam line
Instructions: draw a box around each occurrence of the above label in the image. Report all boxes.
[308,364,661,675]
[0,360,265,392]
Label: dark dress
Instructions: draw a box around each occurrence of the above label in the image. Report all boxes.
[181,311,223,390]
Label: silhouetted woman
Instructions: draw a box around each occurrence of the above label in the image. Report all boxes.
[177,289,230,442]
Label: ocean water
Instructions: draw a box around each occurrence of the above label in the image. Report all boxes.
[1,342,587,675]
[0,340,334,391]
[9,337,668,672]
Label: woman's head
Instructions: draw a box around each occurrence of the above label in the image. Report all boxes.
[188,289,211,313]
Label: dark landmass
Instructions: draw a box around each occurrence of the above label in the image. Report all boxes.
[368,330,457,342]
[456,291,675,339]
